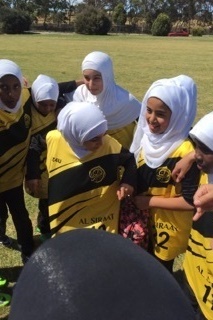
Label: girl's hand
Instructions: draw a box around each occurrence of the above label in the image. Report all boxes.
[117,184,134,200]
[25,179,41,198]
[171,151,195,183]
[193,184,213,220]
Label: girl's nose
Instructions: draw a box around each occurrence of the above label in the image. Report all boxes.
[88,79,95,89]
[195,149,202,160]
[149,113,156,123]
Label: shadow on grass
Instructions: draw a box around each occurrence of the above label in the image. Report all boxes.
[0,234,43,320]
[0,266,22,285]
[1,234,43,282]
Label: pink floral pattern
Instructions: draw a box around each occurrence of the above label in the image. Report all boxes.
[119,197,149,250]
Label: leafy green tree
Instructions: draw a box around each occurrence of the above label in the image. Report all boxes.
[0,6,11,32]
[34,0,51,24]
[2,9,32,33]
[11,1,37,22]
[151,12,171,36]
[74,5,111,35]
[82,0,126,10]
[66,0,76,24]
[0,0,10,7]
[1,0,213,31]
[113,3,127,25]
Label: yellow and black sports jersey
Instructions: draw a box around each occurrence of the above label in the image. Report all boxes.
[31,104,57,137]
[26,104,57,198]
[46,131,135,236]
[183,212,213,319]
[0,87,31,192]
[107,121,137,149]
[137,139,206,261]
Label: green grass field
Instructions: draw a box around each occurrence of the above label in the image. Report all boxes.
[0,32,213,319]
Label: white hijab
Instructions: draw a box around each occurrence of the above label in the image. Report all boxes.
[57,101,108,159]
[0,59,23,113]
[71,51,141,130]
[190,111,213,152]
[130,75,197,168]
[31,74,59,106]
[190,112,213,178]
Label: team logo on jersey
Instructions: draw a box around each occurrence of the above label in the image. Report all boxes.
[156,166,171,183]
[24,114,31,128]
[89,166,106,183]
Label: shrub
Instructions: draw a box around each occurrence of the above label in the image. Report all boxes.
[151,13,171,36]
[74,6,111,35]
[2,10,32,34]
[0,7,11,22]
[191,27,204,37]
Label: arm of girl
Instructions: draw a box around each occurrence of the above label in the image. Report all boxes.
[171,151,195,183]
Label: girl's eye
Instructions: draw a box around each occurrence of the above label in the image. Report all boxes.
[198,145,213,154]
[0,85,8,90]
[156,113,165,118]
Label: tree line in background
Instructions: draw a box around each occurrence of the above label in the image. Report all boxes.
[0,0,212,35]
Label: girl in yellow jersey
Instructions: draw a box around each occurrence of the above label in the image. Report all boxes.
[64,51,141,149]
[131,75,205,273]
[25,74,60,241]
[25,74,80,241]
[0,59,34,263]
[46,101,137,236]
[181,112,213,320]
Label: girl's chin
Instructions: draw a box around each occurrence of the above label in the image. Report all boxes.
[196,163,203,170]
[197,163,209,173]
[149,127,160,134]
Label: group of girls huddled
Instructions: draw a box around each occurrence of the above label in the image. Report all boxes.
[0,51,212,319]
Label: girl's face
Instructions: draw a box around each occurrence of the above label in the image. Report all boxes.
[194,138,213,173]
[36,99,56,116]
[83,69,103,95]
[146,97,172,134]
[83,133,105,152]
[0,75,22,109]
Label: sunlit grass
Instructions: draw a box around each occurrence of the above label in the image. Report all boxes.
[1,32,213,120]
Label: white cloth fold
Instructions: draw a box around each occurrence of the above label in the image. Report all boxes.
[130,75,197,168]
[0,59,23,113]
[57,101,108,158]
[72,51,141,130]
